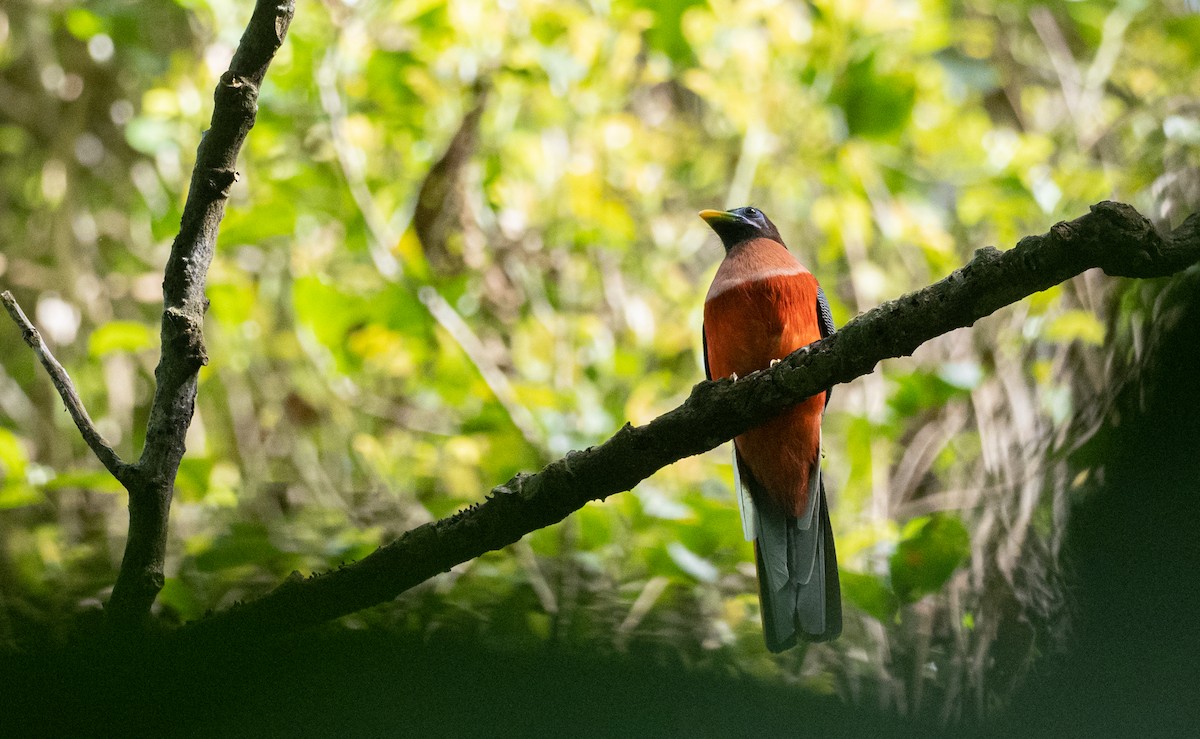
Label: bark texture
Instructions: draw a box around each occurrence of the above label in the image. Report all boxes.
[103,0,295,624]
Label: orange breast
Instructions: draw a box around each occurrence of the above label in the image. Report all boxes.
[704,242,825,517]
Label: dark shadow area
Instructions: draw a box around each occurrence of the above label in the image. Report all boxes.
[989,273,1200,737]
[3,629,934,738]
[4,277,1198,738]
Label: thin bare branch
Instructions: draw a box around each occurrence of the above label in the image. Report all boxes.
[1,290,131,485]
[418,286,544,448]
[105,0,295,625]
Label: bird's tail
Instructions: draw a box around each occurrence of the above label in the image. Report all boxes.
[753,476,842,651]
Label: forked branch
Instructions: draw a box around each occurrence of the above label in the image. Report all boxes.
[1,291,131,485]
[2,0,296,626]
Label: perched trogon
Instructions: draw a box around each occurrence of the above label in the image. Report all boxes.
[700,206,842,651]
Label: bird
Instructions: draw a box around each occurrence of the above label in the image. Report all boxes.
[699,206,842,651]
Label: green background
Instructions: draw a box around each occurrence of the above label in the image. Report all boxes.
[1,0,1197,723]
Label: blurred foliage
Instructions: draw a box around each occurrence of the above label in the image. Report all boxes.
[1,0,1198,723]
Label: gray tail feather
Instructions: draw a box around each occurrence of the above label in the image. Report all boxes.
[753,476,842,652]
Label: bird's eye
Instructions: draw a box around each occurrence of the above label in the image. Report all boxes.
[744,207,759,218]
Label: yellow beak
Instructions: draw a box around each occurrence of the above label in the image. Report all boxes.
[698,209,734,224]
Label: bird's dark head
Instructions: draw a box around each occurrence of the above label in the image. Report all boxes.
[698,206,783,252]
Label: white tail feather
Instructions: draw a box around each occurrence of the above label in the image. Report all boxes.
[733,450,758,542]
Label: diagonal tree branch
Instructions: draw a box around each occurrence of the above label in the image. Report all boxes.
[103,0,295,625]
[1,291,132,485]
[182,201,1200,643]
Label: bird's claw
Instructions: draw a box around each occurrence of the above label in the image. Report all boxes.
[769,359,781,368]
[728,372,739,381]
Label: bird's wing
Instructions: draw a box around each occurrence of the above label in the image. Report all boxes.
[799,286,841,640]
[816,286,836,339]
[816,286,836,407]
[702,325,712,382]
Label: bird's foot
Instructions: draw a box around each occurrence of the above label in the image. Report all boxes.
[728,372,739,381]
[769,358,781,368]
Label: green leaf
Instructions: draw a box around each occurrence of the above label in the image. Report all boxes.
[634,0,704,65]
[889,514,970,603]
[41,469,124,493]
[1044,309,1105,347]
[888,370,971,418]
[1165,16,1200,62]
[0,482,43,509]
[840,570,899,622]
[0,428,28,481]
[88,320,155,356]
[832,55,916,139]
[175,457,216,503]
[292,276,430,371]
[63,8,107,40]
[193,523,281,572]
[158,577,204,621]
